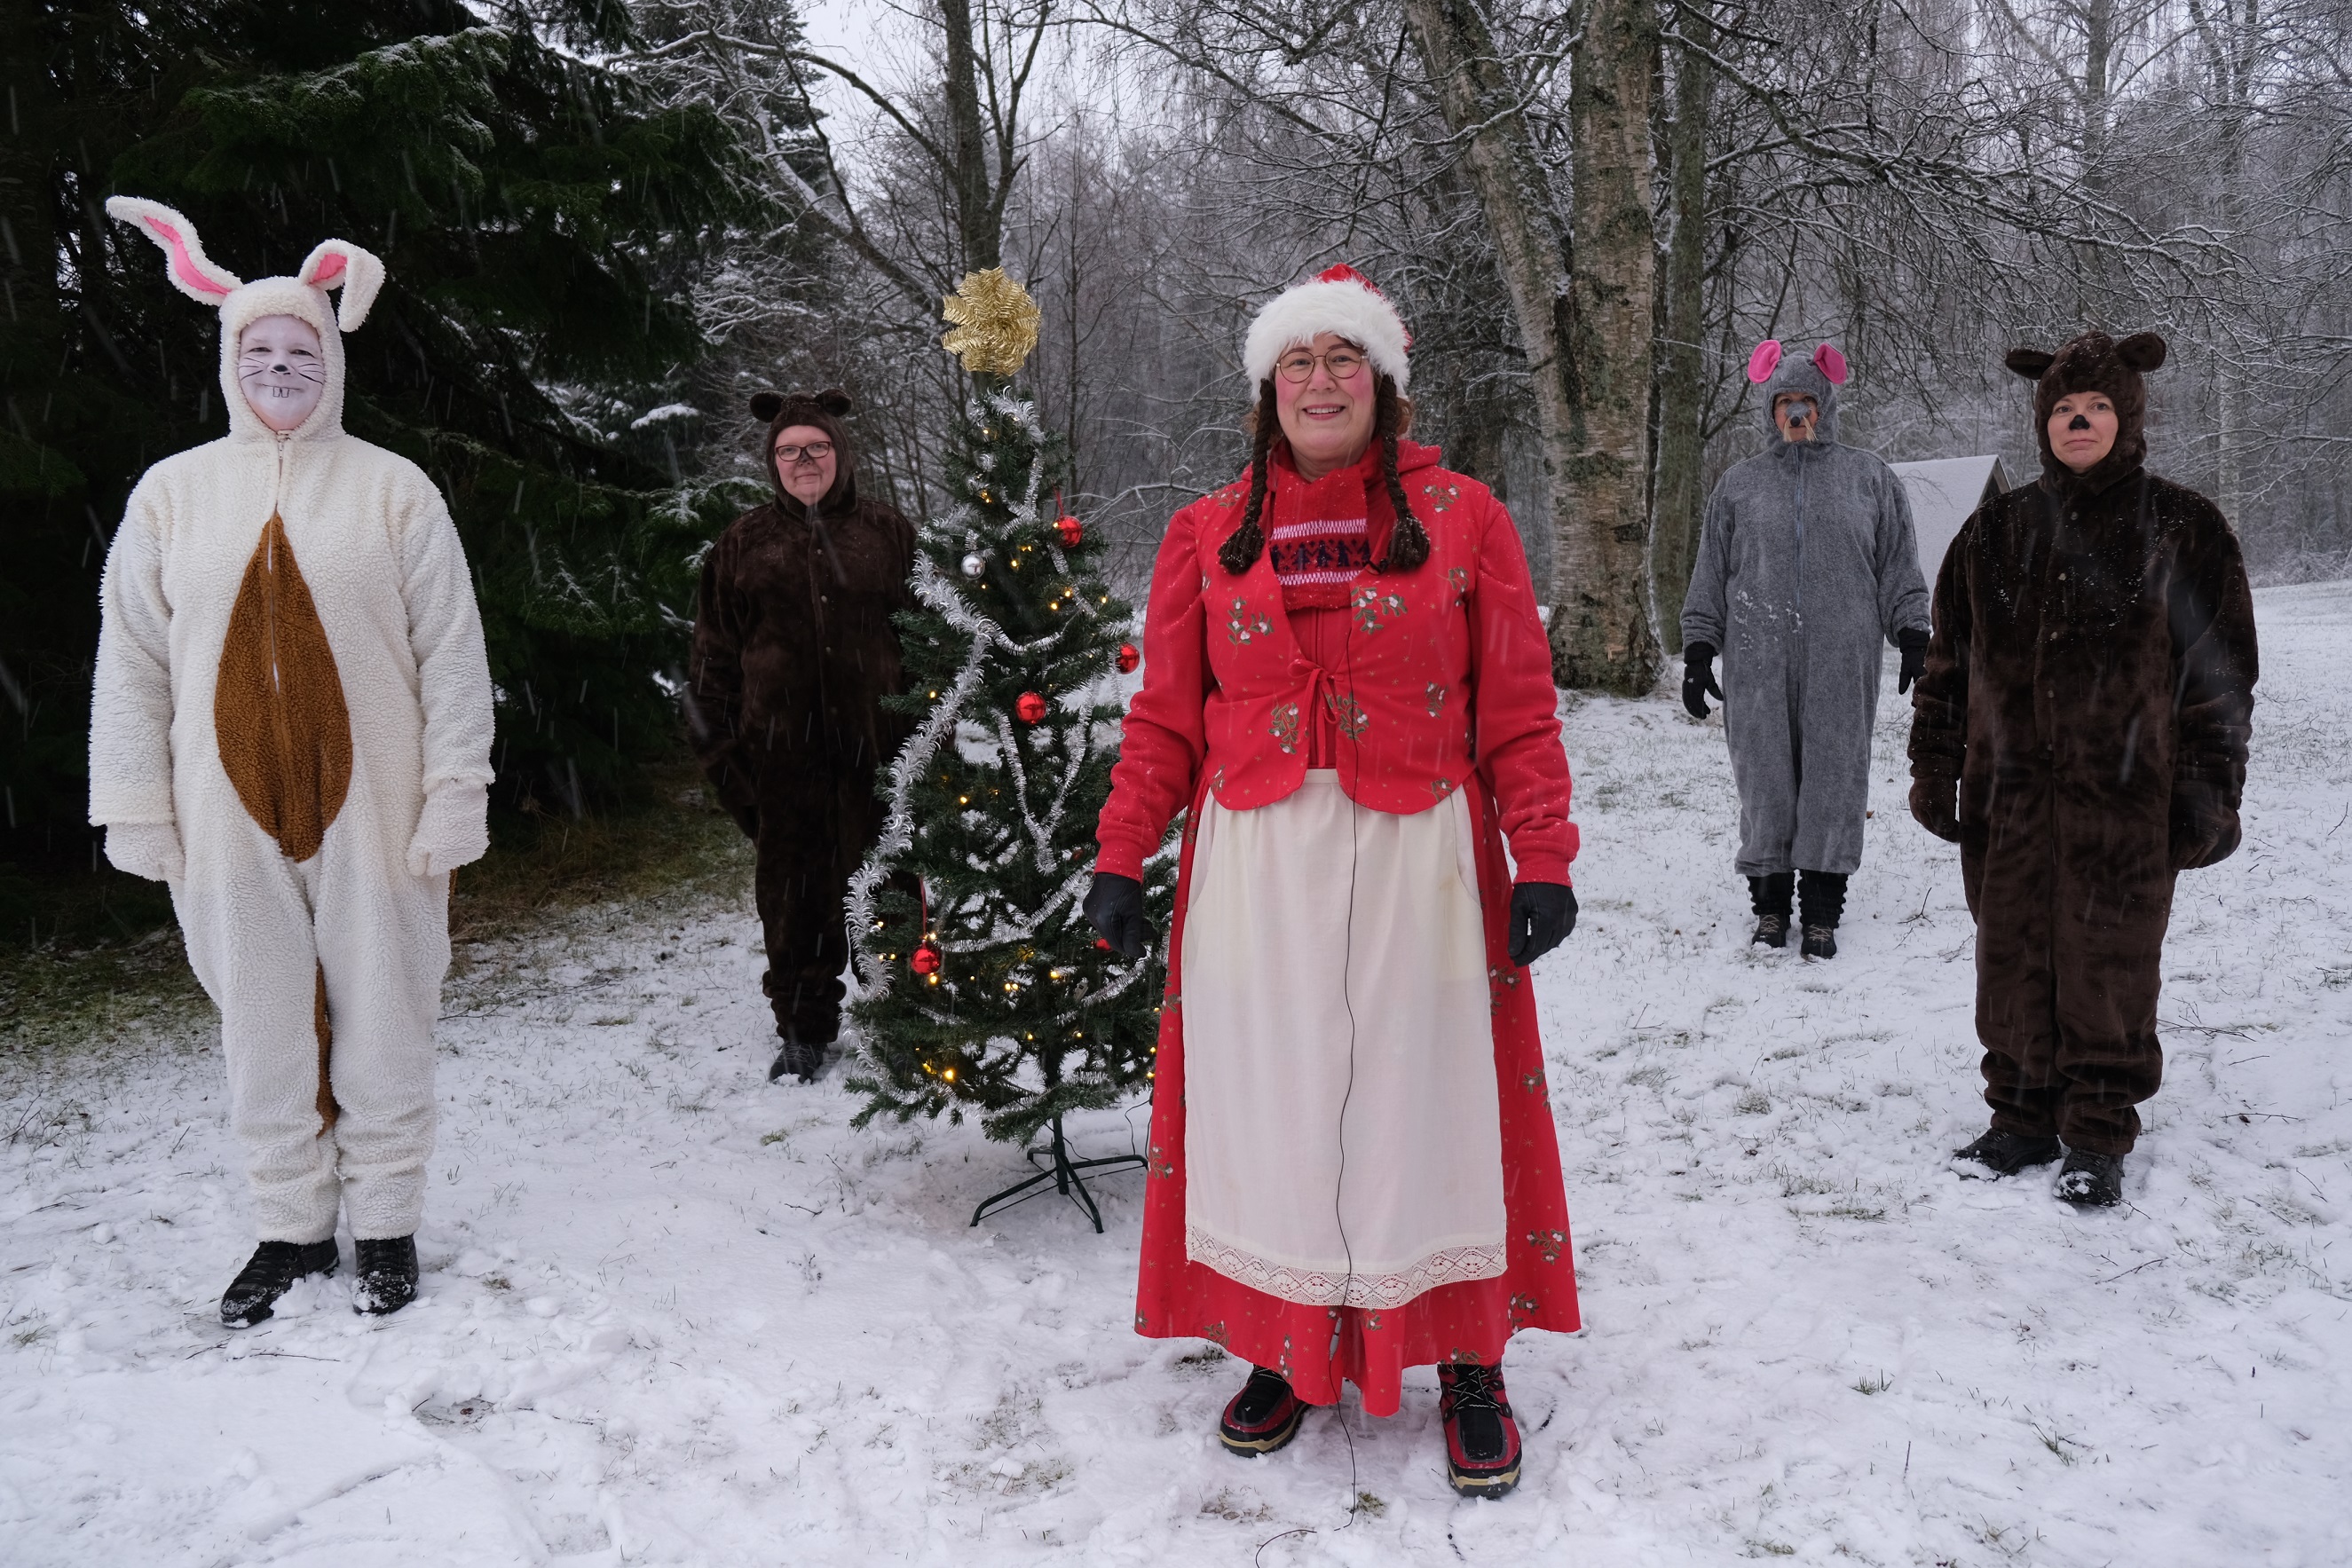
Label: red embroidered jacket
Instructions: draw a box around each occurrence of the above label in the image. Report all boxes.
[1094,440,1577,885]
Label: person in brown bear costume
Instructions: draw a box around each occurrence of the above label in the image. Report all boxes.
[689,390,918,1083]
[1908,330,2258,1207]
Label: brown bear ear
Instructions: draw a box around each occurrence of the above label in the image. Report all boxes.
[2004,348,2056,381]
[747,391,785,422]
[2116,332,2167,373]
[816,387,853,416]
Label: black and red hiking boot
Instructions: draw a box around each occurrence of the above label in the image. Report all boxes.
[1218,1367,1306,1456]
[1439,1362,1522,1498]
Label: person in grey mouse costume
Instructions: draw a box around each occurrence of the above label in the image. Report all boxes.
[1679,340,1932,959]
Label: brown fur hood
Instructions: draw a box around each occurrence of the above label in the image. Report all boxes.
[2005,330,2167,492]
[750,387,861,514]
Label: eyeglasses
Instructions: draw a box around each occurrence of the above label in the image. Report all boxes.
[1275,348,1368,382]
[774,441,834,463]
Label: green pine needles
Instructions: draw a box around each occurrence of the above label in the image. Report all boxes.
[846,385,1174,1147]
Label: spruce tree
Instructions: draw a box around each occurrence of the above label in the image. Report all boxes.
[1,0,754,930]
[847,271,1174,1220]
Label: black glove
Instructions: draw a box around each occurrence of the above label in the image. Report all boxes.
[1909,774,1961,842]
[1897,628,1930,694]
[1083,871,1155,958]
[1682,642,1724,720]
[1507,881,1577,966]
[2170,778,2242,871]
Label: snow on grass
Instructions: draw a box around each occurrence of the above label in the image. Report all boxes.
[4,584,2350,1566]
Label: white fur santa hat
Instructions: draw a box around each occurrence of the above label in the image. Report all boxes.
[1243,264,1413,393]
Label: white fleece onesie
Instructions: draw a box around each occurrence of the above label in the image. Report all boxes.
[90,199,494,1242]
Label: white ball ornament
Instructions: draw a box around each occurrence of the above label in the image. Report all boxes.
[961,553,986,579]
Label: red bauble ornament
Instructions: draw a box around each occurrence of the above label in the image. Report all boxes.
[1055,515,1085,548]
[1117,642,1140,674]
[911,942,943,976]
[1015,691,1048,723]
[1094,937,1113,951]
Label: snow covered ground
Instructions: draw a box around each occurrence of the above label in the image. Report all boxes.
[6,582,2350,1567]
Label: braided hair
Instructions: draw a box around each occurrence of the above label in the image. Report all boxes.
[1219,371,1430,575]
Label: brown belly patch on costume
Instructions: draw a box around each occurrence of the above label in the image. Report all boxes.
[216,515,352,862]
[313,962,341,1134]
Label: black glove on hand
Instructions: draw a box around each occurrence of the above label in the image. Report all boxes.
[1909,775,1961,842]
[1508,881,1577,967]
[2170,778,2242,871]
[1682,642,1725,721]
[1897,628,1930,694]
[1083,871,1155,959]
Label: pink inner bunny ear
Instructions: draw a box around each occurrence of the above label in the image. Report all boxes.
[1813,343,1850,385]
[297,239,386,331]
[1747,340,1783,383]
[104,197,244,304]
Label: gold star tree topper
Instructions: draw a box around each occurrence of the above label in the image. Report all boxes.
[941,268,1042,377]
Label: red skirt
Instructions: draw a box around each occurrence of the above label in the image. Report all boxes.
[1132,772,1580,1417]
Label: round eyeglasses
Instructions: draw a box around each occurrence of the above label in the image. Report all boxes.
[1275,348,1368,382]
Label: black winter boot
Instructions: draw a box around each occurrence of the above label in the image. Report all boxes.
[769,1026,831,1083]
[352,1235,420,1315]
[1953,1127,2063,1177]
[221,1239,340,1327]
[1749,873,1794,949]
[1439,1362,1523,1498]
[1218,1367,1306,1456]
[1800,926,1837,959]
[2055,1147,2125,1208]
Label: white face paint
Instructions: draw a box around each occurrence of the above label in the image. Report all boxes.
[237,314,327,433]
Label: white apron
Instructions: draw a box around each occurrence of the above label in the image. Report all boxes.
[1180,770,1507,1309]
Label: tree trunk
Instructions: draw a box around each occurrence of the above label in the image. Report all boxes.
[1558,0,1661,691]
[1401,0,1657,694]
[939,0,998,272]
[1650,8,1711,655]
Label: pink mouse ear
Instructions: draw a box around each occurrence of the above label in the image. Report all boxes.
[1747,340,1783,383]
[1813,343,1850,385]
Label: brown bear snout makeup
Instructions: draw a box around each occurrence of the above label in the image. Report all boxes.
[238,315,328,433]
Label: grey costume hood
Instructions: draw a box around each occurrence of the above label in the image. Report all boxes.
[1680,339,1929,877]
[1752,338,1846,444]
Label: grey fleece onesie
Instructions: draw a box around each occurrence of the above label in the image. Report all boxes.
[1680,354,1931,877]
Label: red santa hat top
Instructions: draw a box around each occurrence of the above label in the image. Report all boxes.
[1243,264,1414,393]
[107,195,385,441]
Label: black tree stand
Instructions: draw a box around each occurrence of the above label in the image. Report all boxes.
[970,1114,1147,1233]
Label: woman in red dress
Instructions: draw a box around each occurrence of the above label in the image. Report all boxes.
[1084,266,1582,1498]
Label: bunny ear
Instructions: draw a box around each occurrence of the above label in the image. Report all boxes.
[297,240,384,332]
[104,196,243,304]
[2004,348,2056,381]
[1746,340,1783,383]
[1812,343,1849,385]
[2116,332,2167,373]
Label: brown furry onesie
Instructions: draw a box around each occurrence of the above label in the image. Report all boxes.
[689,390,917,1046]
[1908,332,2259,1156]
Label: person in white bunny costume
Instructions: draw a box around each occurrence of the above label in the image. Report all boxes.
[91,197,494,1324]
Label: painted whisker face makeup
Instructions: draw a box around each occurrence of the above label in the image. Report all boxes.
[237,315,328,433]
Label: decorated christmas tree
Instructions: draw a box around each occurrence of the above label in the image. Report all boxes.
[846,270,1173,1227]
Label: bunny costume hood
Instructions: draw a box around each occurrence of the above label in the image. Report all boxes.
[1680,340,1930,878]
[107,196,384,446]
[90,198,493,1245]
